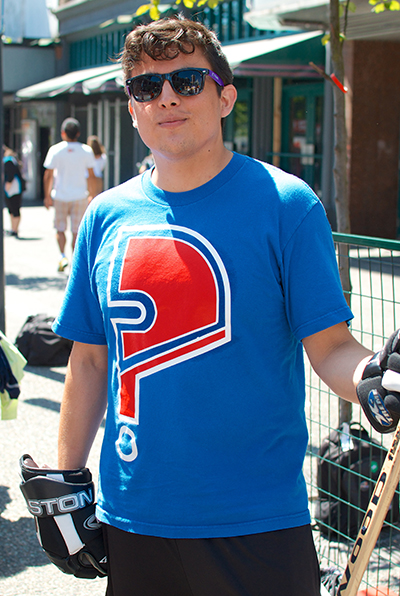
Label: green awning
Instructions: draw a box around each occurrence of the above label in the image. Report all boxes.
[82,64,124,94]
[223,30,323,68]
[15,64,121,100]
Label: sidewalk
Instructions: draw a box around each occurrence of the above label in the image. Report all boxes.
[0,202,106,595]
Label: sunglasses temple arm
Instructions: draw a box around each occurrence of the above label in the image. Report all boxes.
[208,70,224,87]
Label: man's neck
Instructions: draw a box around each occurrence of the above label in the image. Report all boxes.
[151,145,233,193]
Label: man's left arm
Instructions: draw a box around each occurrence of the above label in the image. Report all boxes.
[303,321,372,404]
[304,322,400,433]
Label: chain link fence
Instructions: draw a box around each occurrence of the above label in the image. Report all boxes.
[305,233,400,595]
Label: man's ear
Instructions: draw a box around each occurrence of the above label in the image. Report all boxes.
[220,84,237,119]
[128,100,138,129]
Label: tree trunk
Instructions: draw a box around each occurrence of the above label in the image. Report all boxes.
[330,0,353,424]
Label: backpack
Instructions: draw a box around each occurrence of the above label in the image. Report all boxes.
[15,314,73,367]
[314,422,399,538]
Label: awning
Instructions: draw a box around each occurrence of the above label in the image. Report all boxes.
[15,30,323,100]
[223,30,322,69]
[15,63,122,100]
[82,64,124,95]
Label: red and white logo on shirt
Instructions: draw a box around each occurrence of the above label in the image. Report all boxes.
[108,225,231,460]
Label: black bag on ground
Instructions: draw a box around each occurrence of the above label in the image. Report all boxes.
[314,422,399,538]
[15,314,73,366]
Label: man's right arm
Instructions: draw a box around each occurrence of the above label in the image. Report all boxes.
[58,341,108,469]
[43,168,54,209]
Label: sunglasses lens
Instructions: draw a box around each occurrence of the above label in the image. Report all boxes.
[130,75,162,102]
[127,69,207,102]
[171,70,204,96]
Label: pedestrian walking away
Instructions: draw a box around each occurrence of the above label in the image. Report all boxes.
[21,15,400,596]
[87,135,107,199]
[3,144,25,237]
[43,117,97,272]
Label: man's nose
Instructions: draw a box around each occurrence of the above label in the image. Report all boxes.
[157,80,180,107]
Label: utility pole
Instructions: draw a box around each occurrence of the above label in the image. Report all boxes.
[0,0,6,333]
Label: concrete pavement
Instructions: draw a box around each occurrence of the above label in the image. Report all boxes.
[0,201,106,595]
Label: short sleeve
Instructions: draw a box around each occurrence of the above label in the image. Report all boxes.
[52,214,107,345]
[282,200,353,340]
[43,146,56,170]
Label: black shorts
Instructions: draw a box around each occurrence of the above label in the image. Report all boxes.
[5,193,22,217]
[104,523,320,596]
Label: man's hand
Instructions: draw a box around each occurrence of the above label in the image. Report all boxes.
[44,196,53,209]
[357,330,400,433]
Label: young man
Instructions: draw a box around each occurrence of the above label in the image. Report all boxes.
[43,117,96,272]
[51,17,400,596]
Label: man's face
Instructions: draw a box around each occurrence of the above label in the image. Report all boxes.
[128,48,236,162]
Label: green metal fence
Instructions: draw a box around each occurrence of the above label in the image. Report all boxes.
[305,232,400,594]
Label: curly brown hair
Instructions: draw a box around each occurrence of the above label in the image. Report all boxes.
[120,16,233,88]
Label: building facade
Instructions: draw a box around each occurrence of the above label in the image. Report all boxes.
[245,0,400,238]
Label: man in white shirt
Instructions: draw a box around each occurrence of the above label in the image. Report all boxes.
[43,117,96,272]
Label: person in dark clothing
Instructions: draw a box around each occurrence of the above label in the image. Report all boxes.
[3,145,24,237]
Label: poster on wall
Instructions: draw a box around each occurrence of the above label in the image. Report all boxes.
[21,119,38,200]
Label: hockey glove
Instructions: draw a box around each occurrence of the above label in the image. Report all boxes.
[19,454,107,578]
[357,329,400,433]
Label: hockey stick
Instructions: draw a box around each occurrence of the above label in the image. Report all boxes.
[334,420,400,596]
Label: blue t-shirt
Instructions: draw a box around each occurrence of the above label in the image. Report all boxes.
[53,152,353,539]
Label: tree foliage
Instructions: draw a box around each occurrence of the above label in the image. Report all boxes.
[136,0,399,23]
[369,0,400,12]
[137,0,220,20]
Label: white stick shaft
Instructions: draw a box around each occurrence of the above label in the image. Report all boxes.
[336,421,400,596]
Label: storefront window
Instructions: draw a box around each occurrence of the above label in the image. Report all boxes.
[281,82,324,197]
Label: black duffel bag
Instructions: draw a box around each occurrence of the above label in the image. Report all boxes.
[15,314,73,367]
[315,422,399,538]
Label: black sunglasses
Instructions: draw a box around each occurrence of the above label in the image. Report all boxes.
[125,68,225,103]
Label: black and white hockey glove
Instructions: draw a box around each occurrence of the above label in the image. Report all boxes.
[19,454,107,579]
[357,329,400,433]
